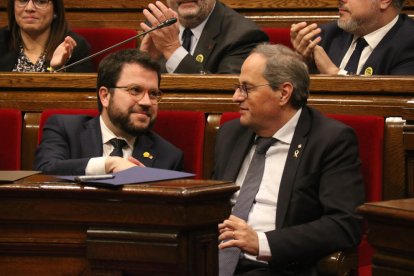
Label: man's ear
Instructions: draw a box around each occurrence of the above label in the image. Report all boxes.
[379,0,393,10]
[279,82,293,105]
[99,86,111,109]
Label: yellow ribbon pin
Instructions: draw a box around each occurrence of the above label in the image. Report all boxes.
[196,54,204,63]
[364,67,373,76]
[143,152,153,159]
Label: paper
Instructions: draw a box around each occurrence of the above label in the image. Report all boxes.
[57,166,195,187]
[0,170,41,183]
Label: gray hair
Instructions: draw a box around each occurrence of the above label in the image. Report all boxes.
[393,0,406,11]
[251,44,310,108]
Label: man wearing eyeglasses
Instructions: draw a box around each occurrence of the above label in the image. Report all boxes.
[34,49,183,175]
[213,44,364,275]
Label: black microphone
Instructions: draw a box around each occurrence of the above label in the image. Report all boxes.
[51,18,178,72]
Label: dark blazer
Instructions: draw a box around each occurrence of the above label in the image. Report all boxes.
[316,14,414,75]
[34,115,184,175]
[0,27,93,72]
[213,106,364,274]
[173,1,268,74]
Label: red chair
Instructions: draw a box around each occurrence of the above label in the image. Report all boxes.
[38,109,205,178]
[72,28,138,71]
[220,112,384,276]
[262,27,293,48]
[0,109,22,170]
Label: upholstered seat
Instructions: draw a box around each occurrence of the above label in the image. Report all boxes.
[0,109,22,170]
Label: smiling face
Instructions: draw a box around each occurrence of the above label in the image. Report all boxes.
[101,63,159,138]
[233,53,283,136]
[14,0,54,36]
[337,0,381,35]
[166,0,215,28]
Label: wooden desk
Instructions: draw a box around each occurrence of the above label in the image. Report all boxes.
[0,174,238,275]
[357,199,414,275]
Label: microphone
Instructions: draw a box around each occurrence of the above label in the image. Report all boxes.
[51,18,178,73]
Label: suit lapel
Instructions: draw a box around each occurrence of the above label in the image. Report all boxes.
[276,108,311,228]
[223,129,255,181]
[192,2,223,69]
[132,132,157,167]
[80,116,103,157]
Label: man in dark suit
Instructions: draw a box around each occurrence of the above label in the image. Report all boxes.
[34,49,183,175]
[214,44,364,275]
[139,0,268,74]
[290,0,414,75]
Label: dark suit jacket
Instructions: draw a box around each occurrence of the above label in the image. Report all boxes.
[316,14,414,75]
[213,107,364,274]
[34,115,184,175]
[172,1,268,74]
[0,27,93,72]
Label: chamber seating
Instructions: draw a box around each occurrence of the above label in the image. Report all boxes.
[220,112,384,276]
[261,27,293,48]
[37,109,205,178]
[0,109,22,170]
[72,28,138,71]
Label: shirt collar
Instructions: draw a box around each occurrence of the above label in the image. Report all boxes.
[353,15,399,49]
[179,2,216,42]
[99,115,135,148]
[270,108,302,145]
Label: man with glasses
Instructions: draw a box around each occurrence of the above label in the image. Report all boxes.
[35,49,183,175]
[213,44,364,275]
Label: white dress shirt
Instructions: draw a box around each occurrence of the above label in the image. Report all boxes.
[233,109,302,261]
[85,116,135,175]
[338,15,399,75]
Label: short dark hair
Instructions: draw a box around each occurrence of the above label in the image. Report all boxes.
[393,0,406,11]
[251,44,310,109]
[96,49,161,112]
[7,0,69,61]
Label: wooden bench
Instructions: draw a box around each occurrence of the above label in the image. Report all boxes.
[0,73,413,202]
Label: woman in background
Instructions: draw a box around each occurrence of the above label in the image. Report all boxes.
[0,0,93,72]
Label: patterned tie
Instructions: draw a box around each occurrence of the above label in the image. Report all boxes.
[219,137,277,276]
[182,28,193,52]
[344,37,368,75]
[109,138,127,157]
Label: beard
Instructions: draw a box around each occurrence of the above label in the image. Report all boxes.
[107,98,156,137]
[337,17,360,34]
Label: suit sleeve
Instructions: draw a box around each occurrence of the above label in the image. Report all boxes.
[65,31,94,73]
[266,126,365,267]
[34,116,91,175]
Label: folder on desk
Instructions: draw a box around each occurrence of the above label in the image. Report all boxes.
[58,166,195,187]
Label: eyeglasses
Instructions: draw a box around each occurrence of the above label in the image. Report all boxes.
[15,0,51,9]
[111,84,162,104]
[233,83,271,98]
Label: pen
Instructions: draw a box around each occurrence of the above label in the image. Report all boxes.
[74,174,115,182]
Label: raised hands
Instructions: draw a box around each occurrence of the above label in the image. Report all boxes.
[139,1,180,60]
[50,36,77,70]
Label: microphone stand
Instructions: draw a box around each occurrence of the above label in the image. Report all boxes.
[52,18,178,73]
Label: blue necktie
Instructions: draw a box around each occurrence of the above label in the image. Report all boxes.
[344,37,368,75]
[219,137,277,276]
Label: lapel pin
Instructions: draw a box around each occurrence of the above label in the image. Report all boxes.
[143,152,153,159]
[196,54,204,63]
[294,144,302,158]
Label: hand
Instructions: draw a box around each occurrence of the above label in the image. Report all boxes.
[139,1,180,60]
[290,22,322,61]
[218,215,259,256]
[105,156,145,173]
[313,45,340,75]
[50,36,77,69]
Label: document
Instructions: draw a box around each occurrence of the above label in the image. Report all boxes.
[0,170,41,183]
[57,166,195,187]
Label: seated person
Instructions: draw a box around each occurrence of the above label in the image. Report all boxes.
[291,0,414,75]
[0,0,93,72]
[214,44,364,275]
[34,49,183,175]
[139,0,268,74]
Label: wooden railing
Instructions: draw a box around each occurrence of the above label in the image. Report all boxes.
[1,73,414,201]
[1,0,414,28]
